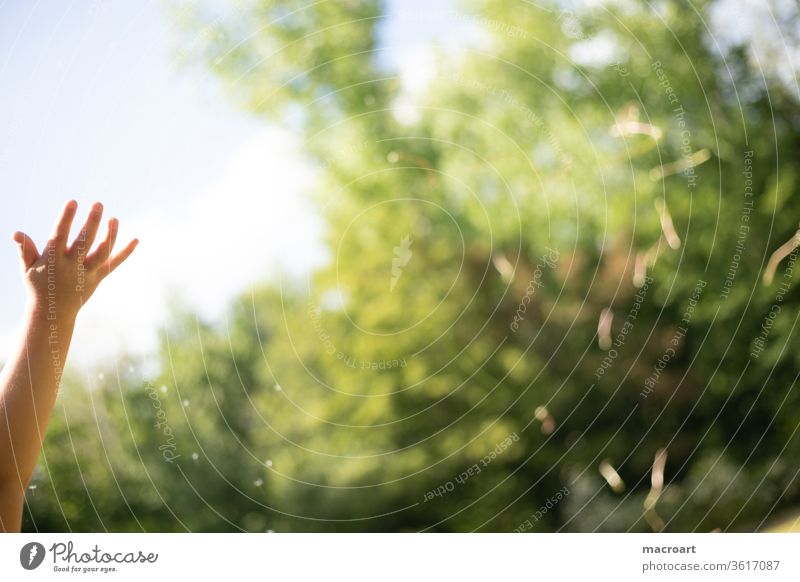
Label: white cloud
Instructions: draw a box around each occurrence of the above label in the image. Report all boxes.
[392,46,440,125]
[569,31,621,68]
[386,5,482,126]
[69,127,327,365]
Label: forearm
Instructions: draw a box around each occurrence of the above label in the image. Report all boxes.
[0,200,136,532]
[0,479,24,532]
[0,301,76,490]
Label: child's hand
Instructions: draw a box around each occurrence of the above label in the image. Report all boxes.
[0,200,137,530]
[11,200,138,319]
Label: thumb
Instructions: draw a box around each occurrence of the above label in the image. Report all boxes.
[12,231,40,270]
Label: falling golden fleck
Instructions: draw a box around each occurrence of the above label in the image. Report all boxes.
[599,459,625,493]
[597,308,614,350]
[763,229,800,285]
[649,149,711,181]
[651,448,667,490]
[633,239,665,287]
[644,448,668,532]
[610,102,663,140]
[644,448,668,511]
[654,198,681,250]
[492,253,515,283]
[610,121,663,140]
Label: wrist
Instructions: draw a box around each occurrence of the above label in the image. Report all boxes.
[24,297,79,327]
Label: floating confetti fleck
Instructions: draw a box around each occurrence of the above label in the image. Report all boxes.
[649,149,711,181]
[265,459,273,468]
[644,449,667,532]
[599,459,625,493]
[192,453,199,461]
[274,384,282,392]
[654,198,680,250]
[597,308,614,351]
[492,253,515,283]
[634,240,665,287]
[763,229,800,285]
[644,448,668,532]
[610,120,663,140]
[644,448,668,509]
[609,103,663,140]
[254,479,263,487]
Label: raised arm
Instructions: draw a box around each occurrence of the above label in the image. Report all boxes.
[0,200,137,532]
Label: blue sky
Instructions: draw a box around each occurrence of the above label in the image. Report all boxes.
[0,0,467,364]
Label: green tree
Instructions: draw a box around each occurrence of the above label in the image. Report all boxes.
[25,0,800,532]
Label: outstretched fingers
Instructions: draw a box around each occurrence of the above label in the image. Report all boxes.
[85,218,118,270]
[69,202,104,255]
[11,231,40,270]
[49,200,78,250]
[103,238,138,277]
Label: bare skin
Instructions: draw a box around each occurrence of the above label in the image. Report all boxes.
[0,200,137,532]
